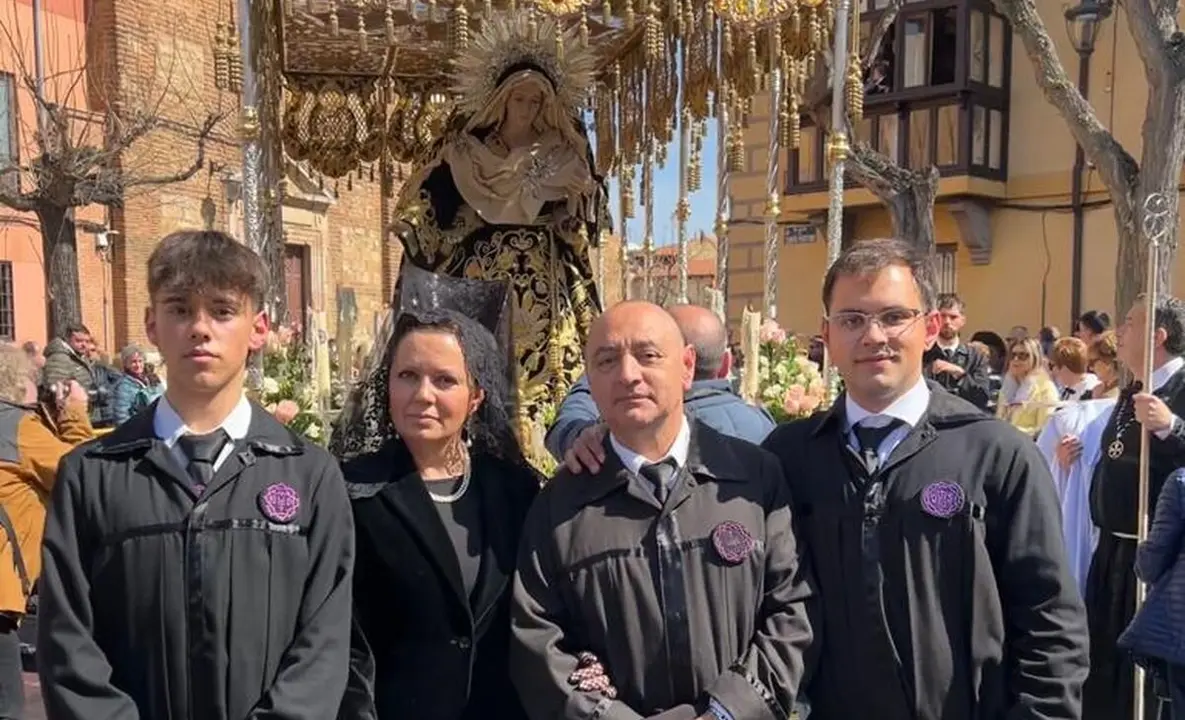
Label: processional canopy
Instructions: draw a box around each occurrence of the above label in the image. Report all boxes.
[269,0,862,184]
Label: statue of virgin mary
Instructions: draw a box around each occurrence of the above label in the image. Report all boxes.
[392,12,608,426]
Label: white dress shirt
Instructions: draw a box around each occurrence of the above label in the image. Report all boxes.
[845,377,932,464]
[153,393,253,472]
[610,416,692,475]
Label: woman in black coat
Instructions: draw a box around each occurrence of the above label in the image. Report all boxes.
[332,308,540,720]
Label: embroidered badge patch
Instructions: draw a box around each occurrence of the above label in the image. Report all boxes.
[258,483,300,523]
[712,521,756,565]
[920,481,965,519]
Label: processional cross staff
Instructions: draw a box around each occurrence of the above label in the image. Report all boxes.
[1133,190,1170,720]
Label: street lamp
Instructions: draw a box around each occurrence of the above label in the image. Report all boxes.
[1064,0,1112,55]
[1064,0,1112,325]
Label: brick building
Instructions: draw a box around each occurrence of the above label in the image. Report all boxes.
[0,0,108,349]
[72,0,394,355]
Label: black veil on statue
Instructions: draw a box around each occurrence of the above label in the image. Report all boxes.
[328,264,518,461]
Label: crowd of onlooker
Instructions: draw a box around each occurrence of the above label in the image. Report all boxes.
[0,324,167,687]
[19,324,165,430]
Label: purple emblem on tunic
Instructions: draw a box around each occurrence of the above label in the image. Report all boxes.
[920,481,965,519]
[711,521,756,565]
[258,483,300,523]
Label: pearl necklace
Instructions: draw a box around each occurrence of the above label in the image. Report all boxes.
[426,455,472,504]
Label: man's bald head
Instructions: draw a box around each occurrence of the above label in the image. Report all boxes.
[667,304,729,380]
[585,301,694,438]
[586,301,686,360]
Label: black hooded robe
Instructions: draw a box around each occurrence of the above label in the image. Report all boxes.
[1083,367,1185,720]
[762,386,1090,719]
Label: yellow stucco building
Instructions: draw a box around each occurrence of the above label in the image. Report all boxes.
[726,0,1185,338]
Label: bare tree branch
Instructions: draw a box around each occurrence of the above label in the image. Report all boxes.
[0,0,237,335]
[118,113,221,192]
[992,0,1139,200]
[996,0,1185,313]
[792,0,939,248]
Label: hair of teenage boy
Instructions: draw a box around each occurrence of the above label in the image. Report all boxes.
[143,230,270,392]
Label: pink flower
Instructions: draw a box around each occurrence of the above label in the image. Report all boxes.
[759,319,787,345]
[265,331,282,353]
[277,325,295,347]
[272,399,300,425]
[799,386,822,413]
[782,384,807,416]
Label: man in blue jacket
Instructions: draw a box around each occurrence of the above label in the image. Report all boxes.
[546,304,775,472]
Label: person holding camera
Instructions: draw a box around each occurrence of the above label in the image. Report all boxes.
[0,344,94,719]
[41,324,115,429]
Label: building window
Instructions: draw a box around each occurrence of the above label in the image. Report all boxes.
[0,73,16,195]
[934,245,957,294]
[0,261,13,341]
[860,2,1009,100]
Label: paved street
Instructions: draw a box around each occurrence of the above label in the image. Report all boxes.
[23,672,46,720]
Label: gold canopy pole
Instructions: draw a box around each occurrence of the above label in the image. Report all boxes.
[1134,191,1170,720]
[763,57,782,319]
[643,144,656,302]
[676,106,692,304]
[617,65,633,302]
[715,84,731,314]
[620,171,632,301]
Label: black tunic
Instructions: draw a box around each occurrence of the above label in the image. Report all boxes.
[763,384,1089,720]
[922,343,993,411]
[1083,368,1185,720]
[36,401,355,720]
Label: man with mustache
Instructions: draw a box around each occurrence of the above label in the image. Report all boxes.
[511,301,813,720]
[762,238,1088,719]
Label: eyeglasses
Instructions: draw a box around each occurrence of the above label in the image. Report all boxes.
[1011,352,1031,361]
[825,308,925,337]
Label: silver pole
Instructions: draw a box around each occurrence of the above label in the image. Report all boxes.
[237,0,264,259]
[823,0,853,401]
[827,0,851,261]
[762,68,781,319]
[1134,191,1170,720]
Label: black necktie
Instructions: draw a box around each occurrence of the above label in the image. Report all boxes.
[1060,386,1074,401]
[177,430,229,490]
[853,419,904,474]
[639,459,678,504]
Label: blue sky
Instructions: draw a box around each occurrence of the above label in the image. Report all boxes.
[602,123,721,249]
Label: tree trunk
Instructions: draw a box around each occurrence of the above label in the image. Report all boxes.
[886,172,938,253]
[1115,76,1185,317]
[846,143,940,251]
[38,204,83,338]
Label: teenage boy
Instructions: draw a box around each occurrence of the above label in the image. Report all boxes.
[37,230,354,720]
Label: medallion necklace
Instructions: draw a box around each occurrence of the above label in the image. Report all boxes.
[1107,395,1141,460]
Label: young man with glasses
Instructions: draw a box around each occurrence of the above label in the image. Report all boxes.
[762,238,1088,720]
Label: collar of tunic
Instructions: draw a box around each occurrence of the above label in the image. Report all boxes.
[609,415,692,476]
